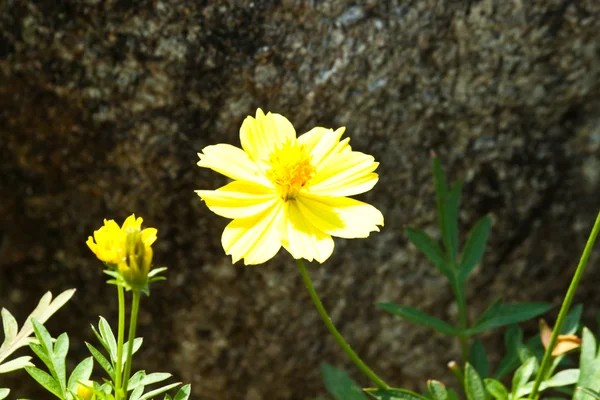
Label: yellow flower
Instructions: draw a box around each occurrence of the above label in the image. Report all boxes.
[196,109,383,265]
[87,214,157,269]
[76,380,94,400]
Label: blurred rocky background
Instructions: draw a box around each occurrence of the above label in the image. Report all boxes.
[1,0,599,398]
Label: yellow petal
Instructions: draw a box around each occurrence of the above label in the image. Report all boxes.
[141,228,158,246]
[298,127,346,167]
[240,109,296,163]
[197,143,271,186]
[221,202,284,265]
[282,201,334,263]
[297,195,384,239]
[309,151,379,197]
[196,181,278,219]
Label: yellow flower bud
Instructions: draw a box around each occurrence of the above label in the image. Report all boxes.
[76,380,94,400]
[118,221,156,291]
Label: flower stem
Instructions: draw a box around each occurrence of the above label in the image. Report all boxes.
[122,290,141,396]
[115,285,126,400]
[452,279,469,363]
[296,258,390,389]
[529,210,600,400]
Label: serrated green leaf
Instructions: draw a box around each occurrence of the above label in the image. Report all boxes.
[406,228,450,277]
[0,388,8,400]
[321,363,367,400]
[173,384,191,400]
[442,181,462,264]
[574,328,600,400]
[0,356,33,373]
[469,339,490,379]
[459,216,491,281]
[511,357,537,397]
[138,382,181,400]
[25,366,63,398]
[427,380,447,400]
[29,342,56,378]
[379,303,459,336]
[365,388,429,400]
[484,379,508,400]
[85,342,114,379]
[465,363,488,400]
[67,357,93,393]
[467,303,552,335]
[98,317,118,363]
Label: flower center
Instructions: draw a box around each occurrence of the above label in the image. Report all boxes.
[266,141,315,201]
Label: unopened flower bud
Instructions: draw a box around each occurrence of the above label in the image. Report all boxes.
[77,380,94,400]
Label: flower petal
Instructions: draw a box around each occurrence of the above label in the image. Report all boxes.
[282,201,334,263]
[197,143,271,186]
[221,202,284,265]
[298,127,346,167]
[196,181,278,219]
[308,151,379,197]
[296,195,384,239]
[240,109,296,163]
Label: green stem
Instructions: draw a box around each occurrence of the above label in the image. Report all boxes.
[296,258,390,389]
[452,279,469,363]
[122,290,141,397]
[529,210,600,400]
[115,285,126,400]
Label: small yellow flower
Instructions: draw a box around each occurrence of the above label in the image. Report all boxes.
[76,380,94,400]
[118,225,155,290]
[196,109,383,265]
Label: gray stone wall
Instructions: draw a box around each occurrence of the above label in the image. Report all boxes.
[1,0,599,399]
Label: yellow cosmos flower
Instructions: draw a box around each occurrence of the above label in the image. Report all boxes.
[196,109,384,265]
[87,214,157,268]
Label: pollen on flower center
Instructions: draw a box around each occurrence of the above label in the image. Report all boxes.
[265,141,315,201]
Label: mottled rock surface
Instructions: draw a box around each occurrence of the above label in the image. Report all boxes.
[1,0,600,398]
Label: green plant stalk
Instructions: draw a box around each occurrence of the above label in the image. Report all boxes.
[296,258,390,389]
[115,285,126,400]
[121,290,141,396]
[529,210,600,400]
[452,278,469,363]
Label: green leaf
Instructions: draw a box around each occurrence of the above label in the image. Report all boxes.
[406,228,450,277]
[442,181,462,264]
[464,363,488,400]
[53,333,69,390]
[29,342,56,378]
[31,319,53,355]
[121,338,144,363]
[511,357,537,397]
[484,379,508,400]
[138,383,181,400]
[578,387,600,400]
[562,304,583,335]
[1,309,18,350]
[321,363,367,400]
[378,303,459,336]
[494,326,523,380]
[173,384,191,400]
[517,369,579,398]
[365,388,429,400]
[447,389,459,400]
[67,357,93,393]
[469,339,490,378]
[0,356,33,373]
[0,388,8,400]
[427,380,448,400]
[127,370,147,391]
[98,317,118,363]
[85,342,114,379]
[459,216,491,281]
[574,328,600,400]
[467,303,552,335]
[141,372,172,386]
[25,366,63,398]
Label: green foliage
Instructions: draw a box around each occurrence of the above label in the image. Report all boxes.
[574,328,600,400]
[469,339,490,379]
[364,388,429,400]
[378,303,459,336]
[467,302,552,336]
[464,363,488,400]
[321,363,367,400]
